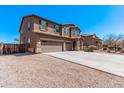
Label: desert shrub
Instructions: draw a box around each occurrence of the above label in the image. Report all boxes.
[103,44,108,50]
[103,47,107,50]
[108,46,114,50]
[103,44,108,47]
[117,47,122,51]
[88,45,97,50]
[83,47,94,52]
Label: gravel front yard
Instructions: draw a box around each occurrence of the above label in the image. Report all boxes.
[0,53,124,88]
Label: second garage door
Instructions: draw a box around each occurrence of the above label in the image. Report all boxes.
[41,40,62,53]
[66,42,72,51]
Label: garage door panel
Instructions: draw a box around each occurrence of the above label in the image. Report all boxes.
[41,41,62,53]
[66,42,72,51]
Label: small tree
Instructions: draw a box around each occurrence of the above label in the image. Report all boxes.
[103,34,124,52]
[103,34,116,47]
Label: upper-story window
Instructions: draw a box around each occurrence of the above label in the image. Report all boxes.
[42,20,47,26]
[28,36,30,44]
[54,25,60,32]
[72,29,80,37]
[25,18,30,31]
[39,20,48,26]
[39,20,48,31]
[28,22,30,30]
[76,30,80,36]
[63,27,69,35]
[64,27,69,31]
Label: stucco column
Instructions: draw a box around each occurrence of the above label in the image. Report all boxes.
[76,38,80,51]
[63,41,66,51]
[35,40,42,53]
[0,42,4,55]
[80,40,84,50]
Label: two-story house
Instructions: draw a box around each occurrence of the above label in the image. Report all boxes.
[80,34,102,49]
[19,14,81,53]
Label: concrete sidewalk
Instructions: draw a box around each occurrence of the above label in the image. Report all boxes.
[44,51,124,77]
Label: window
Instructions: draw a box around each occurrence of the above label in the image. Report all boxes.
[28,22,30,30]
[63,27,69,35]
[72,30,75,36]
[42,21,46,26]
[28,36,30,43]
[26,18,30,31]
[46,22,48,26]
[39,20,48,31]
[39,20,41,25]
[77,31,80,36]
[40,20,47,26]
[64,27,67,31]
[72,30,80,37]
[54,25,60,32]
[64,27,69,31]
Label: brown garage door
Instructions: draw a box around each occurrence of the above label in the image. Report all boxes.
[41,40,62,53]
[66,42,72,51]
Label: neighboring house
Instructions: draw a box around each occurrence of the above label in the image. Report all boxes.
[80,34,102,49]
[19,14,82,53]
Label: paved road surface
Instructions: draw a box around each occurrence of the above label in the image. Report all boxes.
[45,51,124,77]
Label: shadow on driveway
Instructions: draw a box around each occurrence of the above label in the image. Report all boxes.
[13,52,34,57]
[0,52,34,57]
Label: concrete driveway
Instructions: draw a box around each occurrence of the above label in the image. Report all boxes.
[44,51,124,77]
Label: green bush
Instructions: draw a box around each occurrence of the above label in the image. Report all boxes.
[88,45,97,50]
[83,47,94,52]
[103,44,108,48]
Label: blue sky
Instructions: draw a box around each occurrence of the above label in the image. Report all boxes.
[0,5,124,43]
